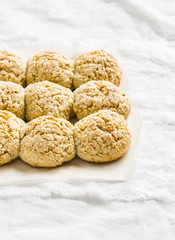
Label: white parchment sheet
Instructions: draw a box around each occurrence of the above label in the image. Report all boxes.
[0,48,141,183]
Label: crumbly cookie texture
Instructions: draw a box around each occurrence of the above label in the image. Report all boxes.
[73,50,122,89]
[19,116,76,167]
[0,50,26,86]
[74,110,131,163]
[0,110,25,165]
[0,81,25,119]
[25,81,74,121]
[27,51,74,89]
[73,80,131,120]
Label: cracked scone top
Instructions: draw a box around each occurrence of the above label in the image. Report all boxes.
[0,81,25,119]
[27,51,74,89]
[73,80,131,120]
[19,116,76,167]
[74,110,131,163]
[0,110,25,165]
[0,50,26,86]
[73,50,122,89]
[25,81,74,121]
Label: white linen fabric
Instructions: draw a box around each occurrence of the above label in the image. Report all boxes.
[0,0,175,239]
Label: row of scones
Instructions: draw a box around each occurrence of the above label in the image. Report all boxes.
[0,110,131,167]
[0,80,130,121]
[0,50,122,88]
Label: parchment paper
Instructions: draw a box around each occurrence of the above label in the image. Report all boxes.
[0,48,142,183]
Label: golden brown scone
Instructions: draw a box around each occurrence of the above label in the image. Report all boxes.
[73,50,122,89]
[0,110,25,165]
[19,116,76,167]
[26,51,74,89]
[73,80,131,120]
[74,110,131,163]
[0,50,26,86]
[25,81,74,121]
[0,81,25,119]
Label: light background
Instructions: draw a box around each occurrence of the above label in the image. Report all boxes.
[0,0,175,239]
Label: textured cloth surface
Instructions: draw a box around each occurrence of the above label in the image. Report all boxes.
[0,0,175,239]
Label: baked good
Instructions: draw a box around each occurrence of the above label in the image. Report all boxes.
[19,116,76,167]
[0,81,25,119]
[0,50,26,86]
[74,110,131,163]
[25,81,74,121]
[73,50,122,89]
[0,110,25,165]
[73,80,130,119]
[26,51,73,89]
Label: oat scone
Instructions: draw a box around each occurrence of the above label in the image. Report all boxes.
[74,110,131,163]
[25,81,74,121]
[73,50,122,89]
[19,116,76,167]
[0,82,25,119]
[26,51,73,89]
[0,50,26,86]
[0,110,25,165]
[73,80,131,120]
